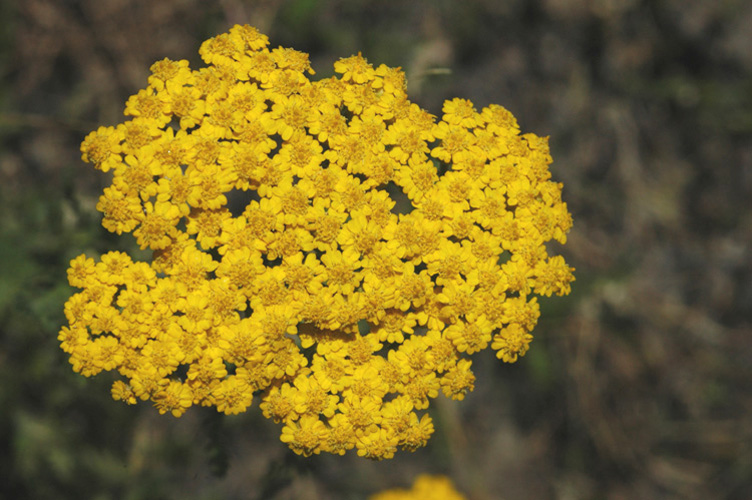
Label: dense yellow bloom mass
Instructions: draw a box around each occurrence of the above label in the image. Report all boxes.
[61,24,574,459]
[369,474,467,500]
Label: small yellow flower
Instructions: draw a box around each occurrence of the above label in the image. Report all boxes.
[148,58,191,91]
[260,382,297,423]
[96,187,143,235]
[280,415,329,457]
[492,323,534,363]
[111,380,138,405]
[334,53,375,84]
[292,375,339,418]
[66,255,97,288]
[153,380,193,417]
[80,126,122,172]
[440,358,475,400]
[124,88,171,125]
[213,376,254,415]
[322,413,356,455]
[356,427,399,460]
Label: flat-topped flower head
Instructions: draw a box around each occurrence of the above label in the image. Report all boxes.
[370,474,467,500]
[63,24,574,459]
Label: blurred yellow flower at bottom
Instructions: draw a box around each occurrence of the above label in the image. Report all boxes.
[369,474,467,500]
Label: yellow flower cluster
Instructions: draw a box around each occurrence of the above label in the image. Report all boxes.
[60,24,574,459]
[370,475,467,500]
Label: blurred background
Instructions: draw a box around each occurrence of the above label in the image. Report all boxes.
[1,0,751,499]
